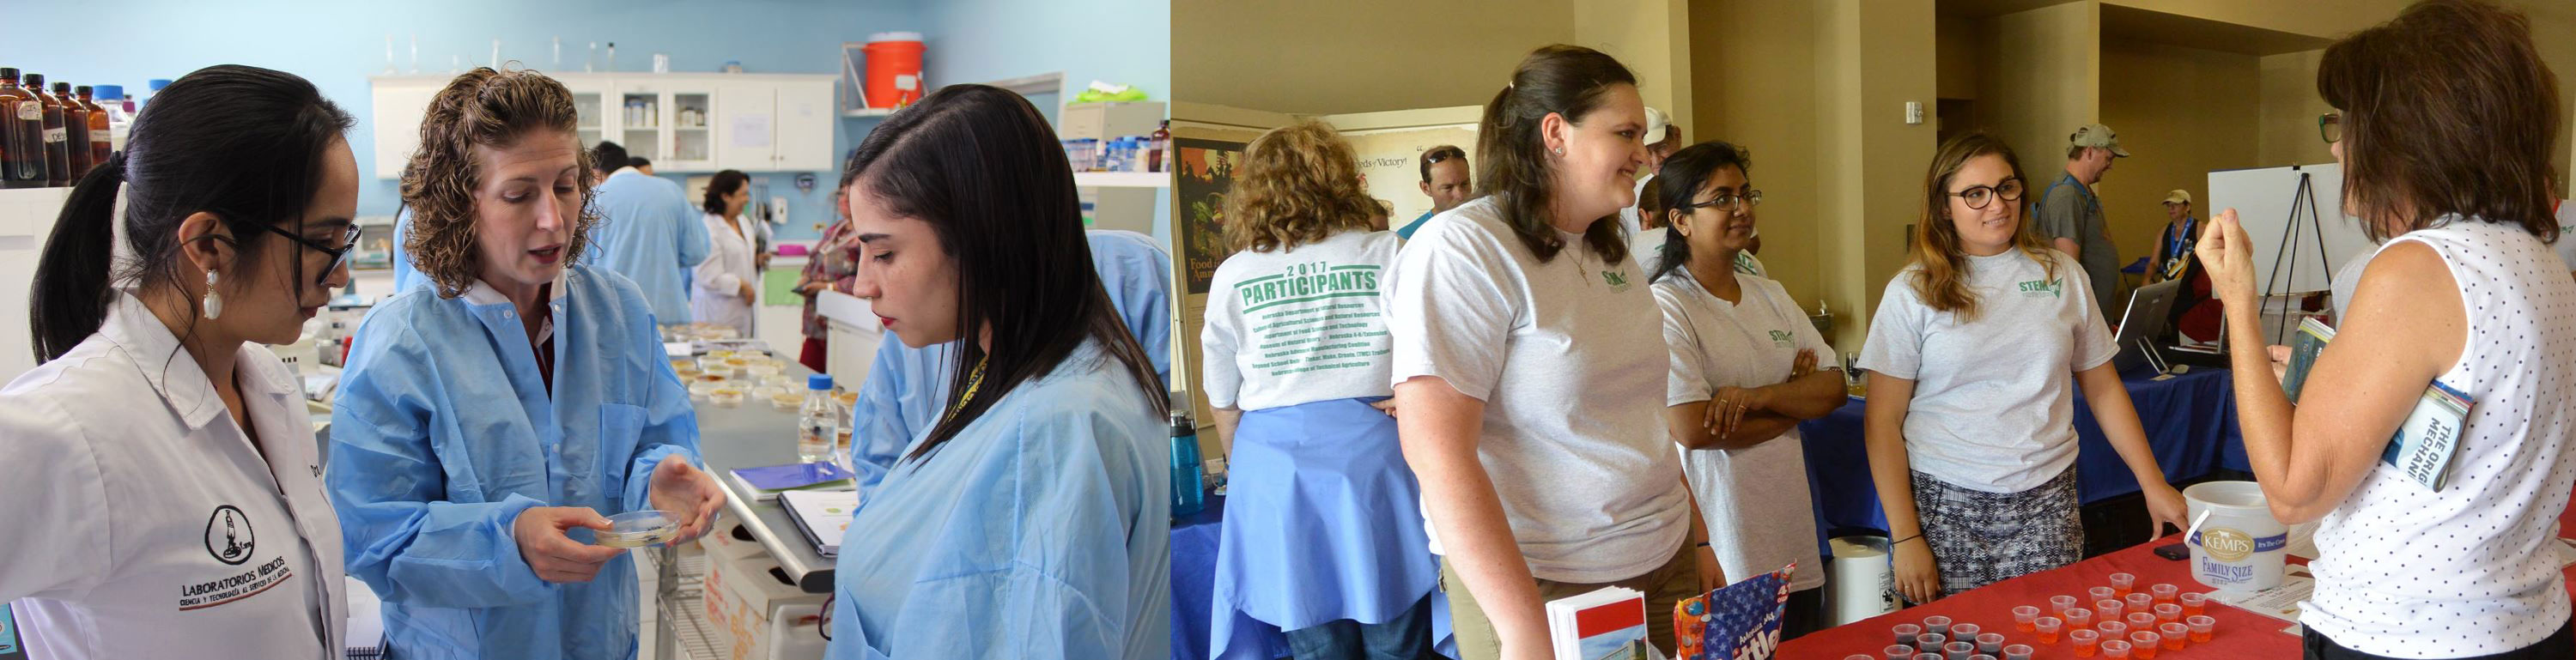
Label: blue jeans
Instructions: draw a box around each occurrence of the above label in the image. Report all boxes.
[1280,595,1432,660]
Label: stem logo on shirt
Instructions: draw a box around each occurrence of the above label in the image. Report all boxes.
[1601,269,1632,292]
[204,505,257,566]
[2018,277,2064,299]
[1767,330,1795,348]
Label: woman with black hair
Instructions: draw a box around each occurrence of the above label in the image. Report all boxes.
[822,83,1170,660]
[694,168,757,336]
[1646,141,1845,639]
[0,64,360,657]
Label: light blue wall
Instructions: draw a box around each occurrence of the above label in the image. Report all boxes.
[920,0,1174,242]
[3,0,1169,242]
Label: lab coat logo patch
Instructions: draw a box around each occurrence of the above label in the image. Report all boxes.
[204,505,256,566]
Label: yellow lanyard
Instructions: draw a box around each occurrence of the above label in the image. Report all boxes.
[945,355,988,421]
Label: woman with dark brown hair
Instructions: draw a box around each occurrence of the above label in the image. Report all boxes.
[1201,119,1431,660]
[326,68,726,660]
[1856,131,2185,603]
[1386,45,1692,659]
[2197,1,2576,657]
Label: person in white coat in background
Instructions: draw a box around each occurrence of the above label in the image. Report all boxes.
[694,169,758,336]
[0,64,360,660]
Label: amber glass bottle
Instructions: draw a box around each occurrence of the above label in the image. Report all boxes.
[52,82,91,179]
[0,70,44,189]
[27,73,68,186]
[76,86,109,169]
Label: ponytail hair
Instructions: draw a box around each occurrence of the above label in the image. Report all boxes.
[1476,45,1638,264]
[26,64,355,363]
[28,154,128,362]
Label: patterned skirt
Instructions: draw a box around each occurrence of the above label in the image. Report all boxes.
[1911,469,2082,597]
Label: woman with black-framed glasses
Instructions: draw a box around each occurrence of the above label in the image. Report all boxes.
[3,64,361,659]
[1856,131,2187,603]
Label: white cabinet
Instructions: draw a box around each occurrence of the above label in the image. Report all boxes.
[369,73,838,179]
[712,78,835,172]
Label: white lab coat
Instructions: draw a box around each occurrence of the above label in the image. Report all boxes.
[691,211,757,336]
[0,291,348,659]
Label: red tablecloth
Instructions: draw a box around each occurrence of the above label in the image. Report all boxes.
[1780,528,2576,659]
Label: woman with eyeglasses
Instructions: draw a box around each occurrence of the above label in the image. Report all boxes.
[2201,2,2576,657]
[1856,132,2187,604]
[0,65,360,658]
[1643,141,1844,639]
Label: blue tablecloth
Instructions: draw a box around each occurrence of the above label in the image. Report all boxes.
[1795,366,2247,552]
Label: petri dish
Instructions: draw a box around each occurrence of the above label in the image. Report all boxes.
[595,510,679,548]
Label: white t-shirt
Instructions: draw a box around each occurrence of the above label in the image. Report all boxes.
[1631,226,1670,276]
[1200,229,1402,411]
[2301,219,2576,657]
[1388,196,1692,583]
[1655,267,1833,593]
[1856,249,2117,493]
[1618,175,1651,241]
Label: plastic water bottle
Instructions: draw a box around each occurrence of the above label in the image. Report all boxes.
[798,374,838,464]
[1170,411,1205,517]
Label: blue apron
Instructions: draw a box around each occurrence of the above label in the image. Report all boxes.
[1208,397,1439,659]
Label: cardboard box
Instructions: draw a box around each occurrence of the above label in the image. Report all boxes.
[701,545,828,660]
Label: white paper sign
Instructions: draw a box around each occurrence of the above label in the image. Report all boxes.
[730,114,772,149]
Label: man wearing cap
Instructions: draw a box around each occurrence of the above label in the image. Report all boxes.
[2037,123,2128,318]
[1618,107,1681,240]
[1397,145,1471,239]
[2148,190,2197,284]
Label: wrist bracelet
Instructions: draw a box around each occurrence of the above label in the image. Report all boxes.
[1893,533,1924,547]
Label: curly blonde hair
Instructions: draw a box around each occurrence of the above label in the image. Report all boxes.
[1223,119,1376,253]
[401,68,598,298]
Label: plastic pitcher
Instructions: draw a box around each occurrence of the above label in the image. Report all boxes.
[2184,481,2288,591]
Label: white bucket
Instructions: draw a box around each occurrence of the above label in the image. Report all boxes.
[2184,481,2289,591]
[1827,536,1901,625]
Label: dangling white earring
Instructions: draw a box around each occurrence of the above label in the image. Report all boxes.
[203,269,224,320]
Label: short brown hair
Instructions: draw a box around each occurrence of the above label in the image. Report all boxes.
[401,68,599,298]
[2320,0,2561,243]
[1224,119,1376,253]
[1419,144,1466,184]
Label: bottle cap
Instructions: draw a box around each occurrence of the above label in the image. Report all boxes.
[807,372,834,391]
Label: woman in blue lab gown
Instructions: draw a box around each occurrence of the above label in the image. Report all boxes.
[821,83,1170,660]
[327,68,726,660]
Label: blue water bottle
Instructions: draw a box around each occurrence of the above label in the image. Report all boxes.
[1170,410,1206,518]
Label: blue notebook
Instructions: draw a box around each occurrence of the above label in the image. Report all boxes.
[730,463,857,496]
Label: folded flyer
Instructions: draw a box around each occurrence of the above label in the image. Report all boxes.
[1546,586,1651,660]
[2278,317,2470,492]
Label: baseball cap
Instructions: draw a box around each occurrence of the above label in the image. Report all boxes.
[2162,190,2191,205]
[1643,106,1670,145]
[2071,124,2130,157]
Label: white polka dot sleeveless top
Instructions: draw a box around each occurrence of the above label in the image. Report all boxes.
[2300,218,2576,657]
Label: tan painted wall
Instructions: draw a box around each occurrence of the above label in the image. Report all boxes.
[1172,0,1574,115]
[2256,49,2335,169]
[1977,1,2101,173]
[1686,0,1825,309]
[1816,0,1941,350]
[1936,15,1981,100]
[1575,0,1695,130]
[2099,39,2262,281]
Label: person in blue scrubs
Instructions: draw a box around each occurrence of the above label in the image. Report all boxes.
[823,83,1170,660]
[583,140,709,325]
[845,228,1171,490]
[329,68,727,660]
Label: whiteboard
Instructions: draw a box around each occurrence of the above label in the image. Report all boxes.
[2206,162,2378,294]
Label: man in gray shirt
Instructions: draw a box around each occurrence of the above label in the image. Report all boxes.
[2036,123,2129,319]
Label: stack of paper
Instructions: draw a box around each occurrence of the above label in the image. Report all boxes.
[1546,586,1651,660]
[780,489,860,558]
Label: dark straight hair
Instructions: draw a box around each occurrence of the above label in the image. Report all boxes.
[1649,141,1753,284]
[28,65,354,363]
[702,170,750,216]
[591,141,629,176]
[2319,0,2561,243]
[840,84,1168,462]
[1476,45,1637,264]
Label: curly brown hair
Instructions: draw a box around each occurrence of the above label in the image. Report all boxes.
[400,67,598,298]
[1223,119,1377,253]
